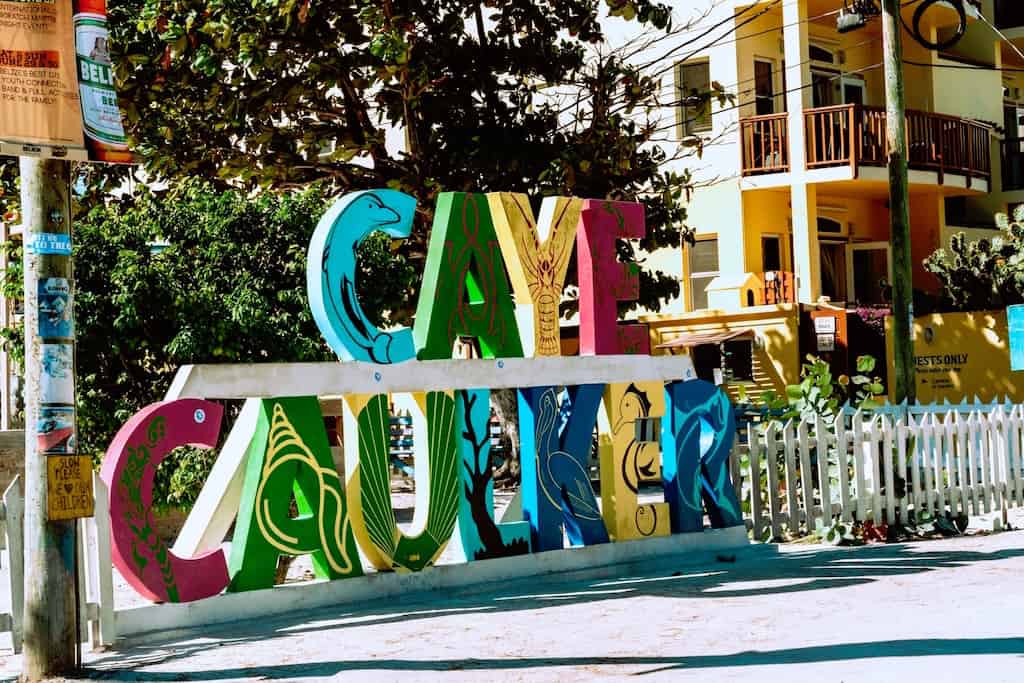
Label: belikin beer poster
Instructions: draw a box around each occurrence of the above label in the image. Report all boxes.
[0,0,130,162]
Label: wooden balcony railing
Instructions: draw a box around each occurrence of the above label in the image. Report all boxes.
[741,106,992,183]
[804,105,991,183]
[740,113,788,174]
[758,271,795,305]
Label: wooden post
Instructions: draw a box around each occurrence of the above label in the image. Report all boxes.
[882,0,916,403]
[19,157,78,679]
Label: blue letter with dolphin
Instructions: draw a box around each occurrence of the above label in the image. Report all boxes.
[307,190,417,364]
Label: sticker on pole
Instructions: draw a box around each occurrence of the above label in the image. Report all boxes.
[27,232,72,255]
[38,277,74,338]
[47,455,94,521]
[38,406,75,454]
[40,344,75,404]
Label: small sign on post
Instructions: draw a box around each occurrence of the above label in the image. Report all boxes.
[46,455,94,521]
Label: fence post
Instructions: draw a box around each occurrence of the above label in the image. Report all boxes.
[783,419,801,535]
[765,423,783,540]
[90,473,115,648]
[815,416,833,522]
[835,415,852,523]
[797,420,815,529]
[852,410,868,522]
[3,477,24,654]
[979,412,994,514]
[896,414,909,523]
[747,423,765,541]
[930,414,947,515]
[881,415,896,524]
[868,415,883,525]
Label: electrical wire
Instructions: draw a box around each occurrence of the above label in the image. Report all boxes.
[652,62,884,137]
[903,59,1024,73]
[974,3,1024,63]
[900,0,967,51]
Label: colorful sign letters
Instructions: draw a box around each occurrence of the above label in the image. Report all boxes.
[103,190,743,605]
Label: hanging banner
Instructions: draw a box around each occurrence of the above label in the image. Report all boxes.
[0,0,131,163]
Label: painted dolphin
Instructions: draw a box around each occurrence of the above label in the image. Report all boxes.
[306,190,417,363]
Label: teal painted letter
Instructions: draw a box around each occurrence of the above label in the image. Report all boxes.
[307,190,417,363]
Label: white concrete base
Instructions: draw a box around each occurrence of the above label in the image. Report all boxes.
[115,525,750,640]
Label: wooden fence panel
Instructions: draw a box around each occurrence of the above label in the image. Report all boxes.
[783,420,801,535]
[765,423,784,539]
[798,420,816,528]
[3,477,23,654]
[853,412,869,522]
[868,416,883,524]
[896,416,909,523]
[881,415,896,524]
[816,417,833,520]
[836,416,853,523]
[747,423,765,541]
[931,414,947,515]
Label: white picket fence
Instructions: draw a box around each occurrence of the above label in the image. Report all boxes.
[729,405,1024,541]
[0,473,114,654]
[2,403,1024,650]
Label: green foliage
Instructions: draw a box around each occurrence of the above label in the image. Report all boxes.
[103,0,697,318]
[924,205,1024,311]
[756,354,886,423]
[69,183,335,506]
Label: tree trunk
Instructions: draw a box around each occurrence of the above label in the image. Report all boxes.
[491,388,520,487]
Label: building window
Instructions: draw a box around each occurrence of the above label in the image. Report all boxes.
[762,235,782,272]
[687,238,719,311]
[809,43,837,66]
[997,0,1024,30]
[817,216,845,235]
[723,340,755,382]
[678,60,712,136]
[691,341,755,384]
[754,59,775,115]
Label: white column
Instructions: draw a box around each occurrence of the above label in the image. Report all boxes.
[783,0,820,303]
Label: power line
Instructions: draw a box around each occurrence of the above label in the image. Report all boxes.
[651,62,884,137]
[903,59,1024,74]
[974,3,1024,64]
[636,0,771,73]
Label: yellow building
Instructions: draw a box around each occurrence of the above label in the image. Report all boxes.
[643,0,1024,401]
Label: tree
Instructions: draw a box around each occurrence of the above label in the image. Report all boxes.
[924,207,1024,311]
[103,0,724,321]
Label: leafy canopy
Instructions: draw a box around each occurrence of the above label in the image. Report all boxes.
[105,0,697,317]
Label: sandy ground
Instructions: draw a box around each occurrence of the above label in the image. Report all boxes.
[3,529,1023,682]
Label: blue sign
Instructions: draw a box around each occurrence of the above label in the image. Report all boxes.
[1009,305,1024,372]
[38,278,73,338]
[28,233,73,255]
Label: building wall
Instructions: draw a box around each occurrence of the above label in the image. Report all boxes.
[644,304,801,400]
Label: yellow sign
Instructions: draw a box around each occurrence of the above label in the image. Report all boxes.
[47,455,94,521]
[886,311,1024,403]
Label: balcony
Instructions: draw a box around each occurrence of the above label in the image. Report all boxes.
[740,105,992,186]
[758,271,795,306]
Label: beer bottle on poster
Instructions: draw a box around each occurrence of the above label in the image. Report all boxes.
[74,0,132,163]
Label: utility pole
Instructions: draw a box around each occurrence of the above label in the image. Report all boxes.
[20,157,78,679]
[881,0,916,403]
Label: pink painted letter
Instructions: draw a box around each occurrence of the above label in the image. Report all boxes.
[101,399,229,603]
[576,200,649,355]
